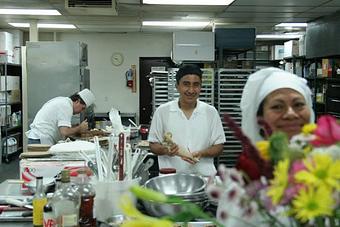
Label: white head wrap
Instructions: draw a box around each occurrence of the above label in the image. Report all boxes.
[240,67,314,144]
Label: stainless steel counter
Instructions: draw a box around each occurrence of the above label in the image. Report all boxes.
[0,180,33,226]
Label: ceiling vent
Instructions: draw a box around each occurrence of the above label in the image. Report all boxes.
[65,0,117,15]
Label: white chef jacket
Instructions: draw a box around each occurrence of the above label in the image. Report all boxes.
[148,99,226,176]
[27,97,73,145]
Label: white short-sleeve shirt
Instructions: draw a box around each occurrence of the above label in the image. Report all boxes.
[148,99,226,176]
[27,97,73,145]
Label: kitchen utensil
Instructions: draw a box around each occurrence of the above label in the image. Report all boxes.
[87,161,98,176]
[5,198,33,210]
[118,133,125,181]
[142,158,154,172]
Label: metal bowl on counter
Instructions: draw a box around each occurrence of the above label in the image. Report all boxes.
[142,173,208,217]
[144,173,206,195]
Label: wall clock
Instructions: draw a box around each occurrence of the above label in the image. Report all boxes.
[111,52,124,66]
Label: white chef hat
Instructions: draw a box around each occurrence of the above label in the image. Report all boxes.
[240,67,314,144]
[78,88,95,107]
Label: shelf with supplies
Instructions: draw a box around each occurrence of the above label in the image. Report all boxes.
[0,55,22,164]
[304,56,340,119]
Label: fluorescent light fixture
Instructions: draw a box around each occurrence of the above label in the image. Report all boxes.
[143,0,234,5]
[256,33,303,40]
[275,23,308,27]
[38,24,76,29]
[9,23,76,29]
[143,21,210,27]
[8,23,30,28]
[0,9,60,15]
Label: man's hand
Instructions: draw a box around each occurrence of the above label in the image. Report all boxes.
[79,120,88,133]
[166,143,179,156]
[181,156,198,165]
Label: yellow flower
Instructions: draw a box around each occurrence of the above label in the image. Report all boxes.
[130,185,168,202]
[256,141,270,161]
[294,154,340,190]
[303,145,313,155]
[119,194,173,227]
[292,186,334,222]
[302,123,317,135]
[267,159,290,205]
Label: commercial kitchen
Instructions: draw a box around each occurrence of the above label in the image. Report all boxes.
[0,0,339,226]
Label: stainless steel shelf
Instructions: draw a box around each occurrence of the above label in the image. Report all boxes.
[215,68,255,167]
[152,68,214,113]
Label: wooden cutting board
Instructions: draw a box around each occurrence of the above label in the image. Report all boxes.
[20,151,53,159]
[27,144,51,152]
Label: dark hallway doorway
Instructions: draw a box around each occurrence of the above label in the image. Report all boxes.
[139,57,175,125]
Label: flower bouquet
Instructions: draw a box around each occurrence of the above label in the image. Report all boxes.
[118,114,339,227]
[206,115,340,227]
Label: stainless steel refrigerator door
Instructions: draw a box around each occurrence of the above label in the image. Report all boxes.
[25,41,86,125]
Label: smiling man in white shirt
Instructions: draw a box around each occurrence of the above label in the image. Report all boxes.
[148,64,225,176]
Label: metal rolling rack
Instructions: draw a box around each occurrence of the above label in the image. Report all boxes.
[215,69,255,167]
[151,71,169,113]
[152,68,214,113]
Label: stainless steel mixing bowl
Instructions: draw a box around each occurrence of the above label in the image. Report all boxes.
[144,173,206,196]
[142,173,208,217]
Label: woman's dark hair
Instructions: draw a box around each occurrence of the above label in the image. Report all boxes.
[256,100,264,117]
[69,93,86,105]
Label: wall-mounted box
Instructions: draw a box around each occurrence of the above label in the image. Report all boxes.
[172,31,214,63]
[284,40,299,58]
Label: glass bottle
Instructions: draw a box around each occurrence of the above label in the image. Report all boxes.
[74,169,96,227]
[33,176,48,227]
[43,204,56,227]
[52,169,80,227]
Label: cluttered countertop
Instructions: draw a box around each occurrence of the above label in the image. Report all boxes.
[0,109,218,226]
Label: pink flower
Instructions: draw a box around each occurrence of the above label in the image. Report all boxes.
[311,115,340,146]
[289,160,306,182]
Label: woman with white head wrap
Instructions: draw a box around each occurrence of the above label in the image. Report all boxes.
[240,67,314,145]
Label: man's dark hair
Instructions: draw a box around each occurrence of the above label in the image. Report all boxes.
[69,93,86,105]
[176,64,202,85]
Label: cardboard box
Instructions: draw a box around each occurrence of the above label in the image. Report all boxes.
[271,45,284,60]
[299,35,306,56]
[284,40,299,58]
[0,32,14,63]
[322,59,332,77]
[20,159,86,190]
[0,76,20,91]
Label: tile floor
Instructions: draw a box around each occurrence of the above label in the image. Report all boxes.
[0,156,20,183]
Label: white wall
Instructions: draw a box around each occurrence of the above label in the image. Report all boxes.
[39,32,172,122]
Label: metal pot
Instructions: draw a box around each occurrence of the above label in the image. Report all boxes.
[142,173,208,217]
[24,177,55,194]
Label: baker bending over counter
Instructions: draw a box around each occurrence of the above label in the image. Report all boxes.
[26,89,95,145]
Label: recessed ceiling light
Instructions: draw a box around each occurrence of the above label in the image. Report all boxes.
[143,0,235,5]
[143,21,210,27]
[275,23,308,27]
[9,23,76,29]
[0,9,60,15]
